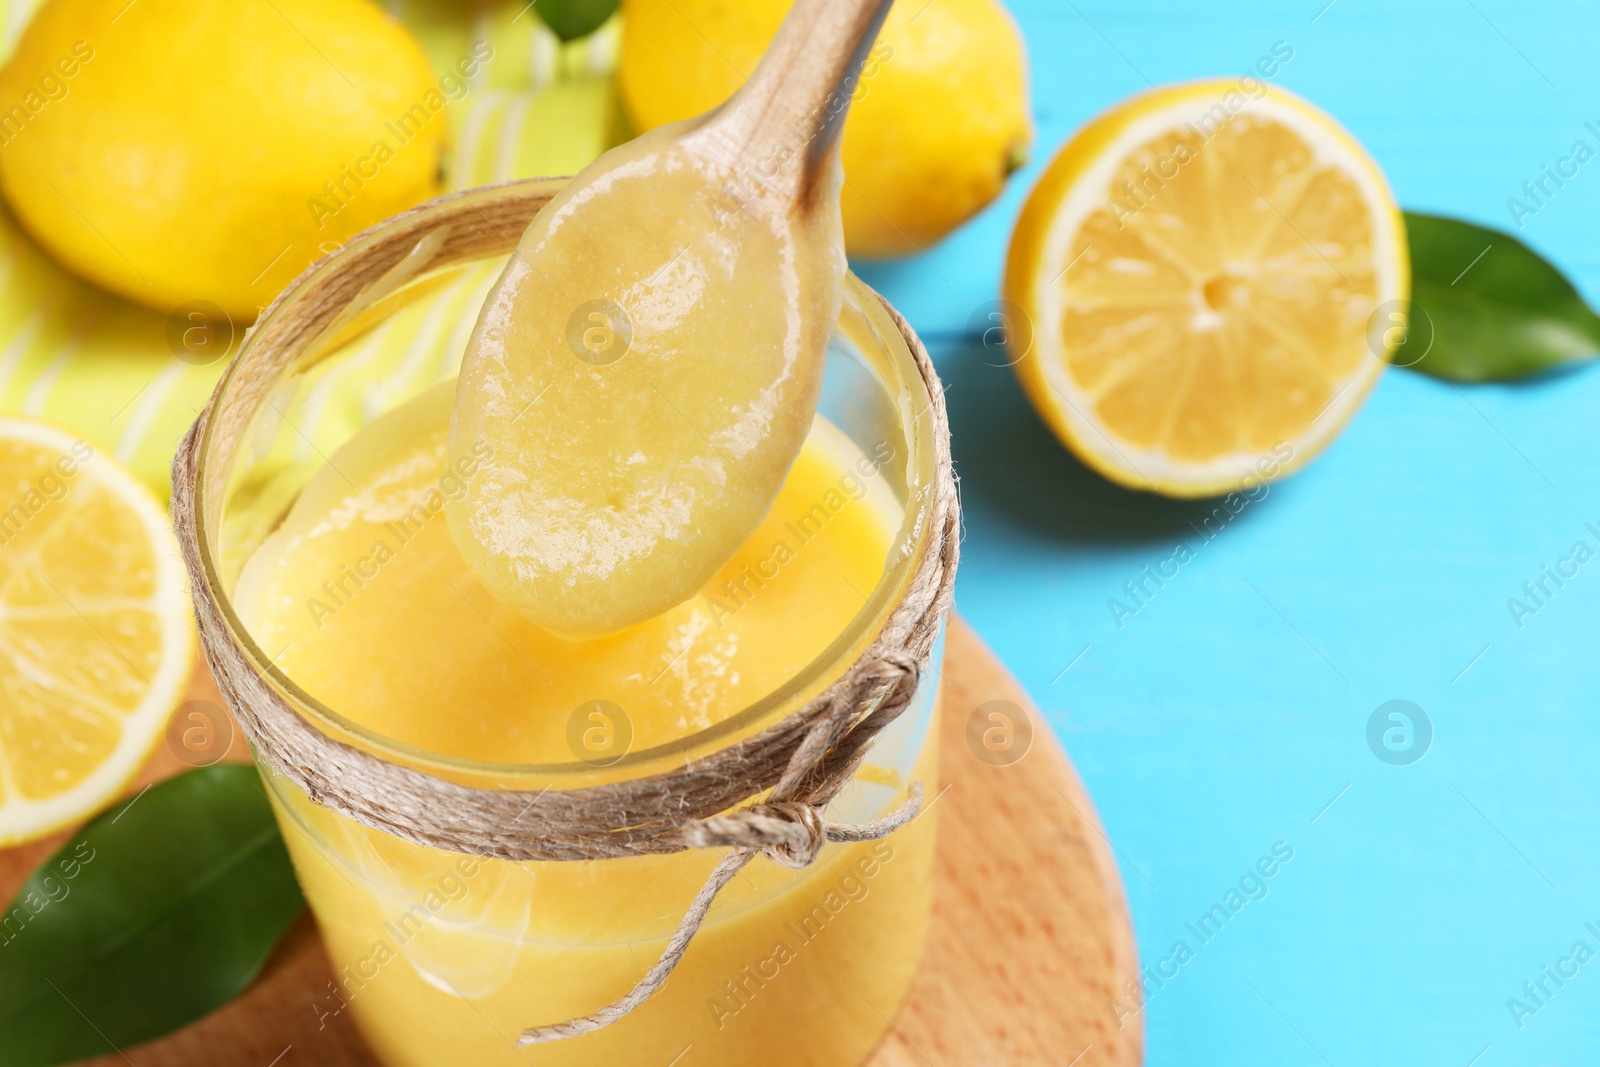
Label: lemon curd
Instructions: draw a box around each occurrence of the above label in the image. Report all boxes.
[233,380,939,1065]
[446,121,845,637]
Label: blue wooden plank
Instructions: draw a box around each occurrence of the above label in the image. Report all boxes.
[858,1,1600,1062]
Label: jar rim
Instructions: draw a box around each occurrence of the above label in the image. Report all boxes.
[192,178,940,785]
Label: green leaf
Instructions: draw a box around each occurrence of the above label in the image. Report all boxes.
[531,0,620,42]
[0,766,304,1067]
[1401,212,1600,381]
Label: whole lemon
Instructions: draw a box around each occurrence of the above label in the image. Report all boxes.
[619,0,1032,258]
[0,0,446,319]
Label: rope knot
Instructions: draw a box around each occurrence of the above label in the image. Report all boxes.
[756,801,827,868]
[681,800,828,869]
[868,651,919,690]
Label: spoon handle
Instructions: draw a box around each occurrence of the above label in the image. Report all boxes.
[685,0,896,209]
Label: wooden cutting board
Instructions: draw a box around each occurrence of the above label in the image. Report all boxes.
[0,617,1142,1067]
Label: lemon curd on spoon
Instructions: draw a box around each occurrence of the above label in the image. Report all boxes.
[443,0,896,636]
[445,61,862,636]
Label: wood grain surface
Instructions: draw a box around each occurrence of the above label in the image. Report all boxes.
[0,617,1141,1067]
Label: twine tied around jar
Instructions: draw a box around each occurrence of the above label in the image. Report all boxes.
[167,181,960,1046]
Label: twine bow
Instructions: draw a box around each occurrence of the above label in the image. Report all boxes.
[519,782,925,1041]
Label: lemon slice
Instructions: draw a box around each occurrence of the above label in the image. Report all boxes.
[1005,81,1408,497]
[0,416,195,845]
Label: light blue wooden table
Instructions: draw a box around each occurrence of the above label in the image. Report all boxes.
[857,2,1600,1063]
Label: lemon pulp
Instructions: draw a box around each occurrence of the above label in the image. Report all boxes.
[1007,82,1407,496]
[0,417,194,845]
[1068,114,1378,457]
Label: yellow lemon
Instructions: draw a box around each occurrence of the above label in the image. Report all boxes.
[618,0,1032,258]
[1004,81,1408,498]
[0,416,195,845]
[0,0,445,320]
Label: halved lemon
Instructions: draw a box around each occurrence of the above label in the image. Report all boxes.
[0,416,195,845]
[1005,80,1408,497]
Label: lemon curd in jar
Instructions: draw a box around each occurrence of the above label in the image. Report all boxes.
[232,378,939,1066]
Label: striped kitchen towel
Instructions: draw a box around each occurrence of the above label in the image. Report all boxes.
[0,0,624,498]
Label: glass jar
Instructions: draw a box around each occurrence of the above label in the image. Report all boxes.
[184,179,946,1066]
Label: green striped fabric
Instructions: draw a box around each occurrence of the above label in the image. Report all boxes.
[0,0,622,498]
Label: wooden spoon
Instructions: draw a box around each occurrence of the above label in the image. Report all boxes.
[681,0,897,211]
[445,0,899,636]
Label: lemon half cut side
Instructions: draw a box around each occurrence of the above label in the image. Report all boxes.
[0,416,195,845]
[1005,81,1409,498]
